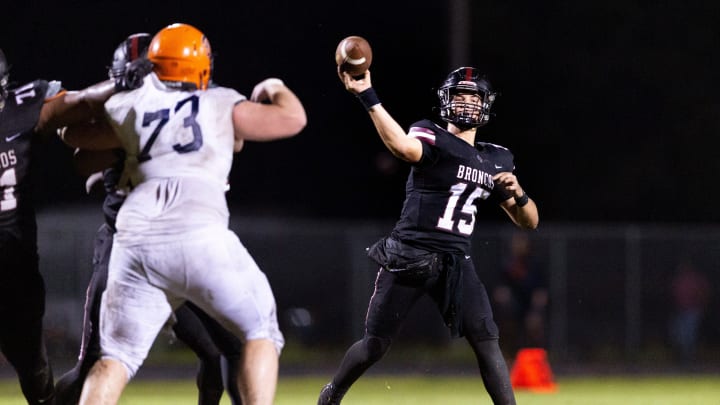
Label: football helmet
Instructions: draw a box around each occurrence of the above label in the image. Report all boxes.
[0,48,9,104]
[437,67,497,129]
[108,33,152,80]
[147,23,212,90]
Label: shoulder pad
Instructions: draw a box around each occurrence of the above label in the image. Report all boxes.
[479,142,515,170]
[477,141,509,152]
[8,80,50,108]
[408,119,438,145]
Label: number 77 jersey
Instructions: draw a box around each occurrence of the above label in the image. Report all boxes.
[391,119,515,255]
[105,73,246,190]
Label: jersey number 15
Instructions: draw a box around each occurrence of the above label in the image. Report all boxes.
[437,182,490,235]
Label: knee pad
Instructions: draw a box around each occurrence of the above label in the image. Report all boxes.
[363,335,391,362]
[17,362,54,405]
[464,316,500,340]
[98,282,172,379]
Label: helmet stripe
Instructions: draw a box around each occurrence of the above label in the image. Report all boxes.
[130,36,139,61]
[464,67,472,81]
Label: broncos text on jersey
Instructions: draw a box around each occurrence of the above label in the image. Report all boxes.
[391,119,514,254]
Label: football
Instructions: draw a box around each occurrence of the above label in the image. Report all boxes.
[335,36,372,76]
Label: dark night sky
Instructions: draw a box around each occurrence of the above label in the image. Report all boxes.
[3,0,719,223]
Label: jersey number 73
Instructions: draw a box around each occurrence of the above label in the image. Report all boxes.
[138,95,203,162]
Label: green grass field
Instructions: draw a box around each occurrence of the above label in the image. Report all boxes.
[1,374,719,404]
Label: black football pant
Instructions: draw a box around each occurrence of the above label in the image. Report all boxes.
[329,259,516,404]
[0,316,55,405]
[54,224,111,405]
[173,302,245,405]
[0,236,55,405]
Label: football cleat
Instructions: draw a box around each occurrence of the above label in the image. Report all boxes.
[317,382,345,405]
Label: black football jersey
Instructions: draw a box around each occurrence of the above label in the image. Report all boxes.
[391,119,514,254]
[101,149,127,232]
[0,80,51,240]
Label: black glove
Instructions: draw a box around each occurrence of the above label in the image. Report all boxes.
[115,57,153,91]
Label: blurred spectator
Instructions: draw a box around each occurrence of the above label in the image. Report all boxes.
[493,232,548,352]
[668,262,711,364]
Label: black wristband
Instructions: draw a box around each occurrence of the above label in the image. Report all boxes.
[356,88,381,111]
[514,193,530,207]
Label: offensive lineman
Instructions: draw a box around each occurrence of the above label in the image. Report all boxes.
[318,66,539,405]
[77,23,306,405]
[55,33,245,405]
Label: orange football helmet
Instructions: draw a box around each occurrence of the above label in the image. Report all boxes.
[147,23,212,90]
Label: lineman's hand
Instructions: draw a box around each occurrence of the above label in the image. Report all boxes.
[116,57,153,91]
[250,78,285,103]
[338,67,372,95]
[493,172,524,198]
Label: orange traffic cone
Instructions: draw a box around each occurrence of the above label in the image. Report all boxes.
[510,348,558,393]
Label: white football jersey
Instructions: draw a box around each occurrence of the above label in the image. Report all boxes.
[105,74,246,243]
[106,73,244,188]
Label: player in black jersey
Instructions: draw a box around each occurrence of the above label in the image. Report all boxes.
[318,66,539,405]
[0,45,132,405]
[54,33,244,405]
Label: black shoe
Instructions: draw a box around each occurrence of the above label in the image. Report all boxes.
[317,383,342,405]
